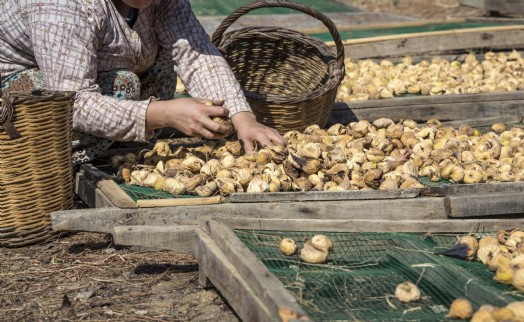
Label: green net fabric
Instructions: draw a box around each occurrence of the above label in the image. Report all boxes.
[235,231,521,321]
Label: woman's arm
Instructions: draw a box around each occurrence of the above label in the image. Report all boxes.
[153,0,285,150]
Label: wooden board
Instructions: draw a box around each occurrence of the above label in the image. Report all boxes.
[446,191,524,218]
[230,188,419,203]
[195,229,283,322]
[421,181,524,197]
[219,218,524,233]
[460,0,524,15]
[51,196,449,233]
[202,221,310,321]
[339,28,524,59]
[329,92,524,125]
[112,225,197,254]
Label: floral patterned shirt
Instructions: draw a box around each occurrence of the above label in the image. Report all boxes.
[0,0,251,141]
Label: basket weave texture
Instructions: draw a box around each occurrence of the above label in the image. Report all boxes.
[212,0,345,133]
[0,89,74,247]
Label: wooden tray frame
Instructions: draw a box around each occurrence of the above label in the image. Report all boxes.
[194,217,524,322]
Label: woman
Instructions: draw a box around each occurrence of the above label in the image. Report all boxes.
[0,0,285,163]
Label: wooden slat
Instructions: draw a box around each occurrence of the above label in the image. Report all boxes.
[446,191,524,218]
[195,229,280,322]
[97,180,138,209]
[329,96,524,125]
[136,196,222,208]
[204,220,309,321]
[333,91,524,109]
[221,218,524,232]
[342,29,524,59]
[485,0,524,14]
[112,225,197,254]
[422,181,524,197]
[51,197,448,233]
[230,188,419,203]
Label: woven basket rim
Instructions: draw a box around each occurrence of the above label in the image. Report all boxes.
[219,27,345,104]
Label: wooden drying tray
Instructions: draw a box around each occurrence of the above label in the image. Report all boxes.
[48,214,524,321]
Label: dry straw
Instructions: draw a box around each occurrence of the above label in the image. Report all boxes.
[0,86,74,247]
[212,0,345,133]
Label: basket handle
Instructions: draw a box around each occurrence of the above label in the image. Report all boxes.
[0,74,22,139]
[211,0,345,73]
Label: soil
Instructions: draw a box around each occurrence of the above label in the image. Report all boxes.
[0,232,240,322]
[0,1,508,322]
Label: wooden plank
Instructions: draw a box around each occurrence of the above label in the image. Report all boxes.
[220,218,524,233]
[485,0,524,14]
[422,181,524,197]
[440,116,523,128]
[112,225,197,254]
[446,191,524,218]
[204,220,309,321]
[329,98,524,125]
[94,188,116,208]
[80,163,112,183]
[195,229,281,322]
[51,197,448,233]
[459,0,485,9]
[97,180,138,209]
[333,91,524,110]
[136,196,222,208]
[230,188,419,203]
[342,29,524,59]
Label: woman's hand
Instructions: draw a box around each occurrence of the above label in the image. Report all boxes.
[146,98,233,139]
[231,112,286,153]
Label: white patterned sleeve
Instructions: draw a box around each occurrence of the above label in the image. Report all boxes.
[154,0,252,116]
[27,1,151,142]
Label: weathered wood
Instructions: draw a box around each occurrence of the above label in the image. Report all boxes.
[204,220,309,321]
[195,229,280,322]
[329,94,524,125]
[230,188,419,203]
[97,180,138,209]
[334,91,524,109]
[80,163,112,182]
[200,12,416,36]
[136,196,222,208]
[459,0,485,9]
[486,0,524,14]
[440,116,523,128]
[446,191,524,218]
[422,181,524,197]
[112,225,197,254]
[51,197,448,233]
[94,188,116,208]
[220,218,524,232]
[341,29,524,59]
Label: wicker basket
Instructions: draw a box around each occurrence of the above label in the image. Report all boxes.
[212,0,345,133]
[0,87,74,247]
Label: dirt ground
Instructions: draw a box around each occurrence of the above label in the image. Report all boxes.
[0,1,504,322]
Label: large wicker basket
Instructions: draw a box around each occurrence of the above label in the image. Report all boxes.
[212,0,345,133]
[0,87,74,247]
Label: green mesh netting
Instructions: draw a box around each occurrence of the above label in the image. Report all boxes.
[189,0,357,16]
[235,231,523,321]
[118,184,198,202]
